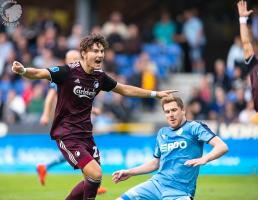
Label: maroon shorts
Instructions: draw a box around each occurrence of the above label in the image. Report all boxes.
[56,136,100,169]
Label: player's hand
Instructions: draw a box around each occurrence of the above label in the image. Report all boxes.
[237,0,253,17]
[156,90,178,99]
[112,169,131,183]
[40,114,49,126]
[12,61,25,74]
[184,157,208,167]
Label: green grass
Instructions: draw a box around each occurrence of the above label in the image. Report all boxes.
[0,174,257,200]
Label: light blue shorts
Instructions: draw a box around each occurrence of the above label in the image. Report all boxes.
[120,179,193,200]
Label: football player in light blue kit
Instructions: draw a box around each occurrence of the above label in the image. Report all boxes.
[112,96,228,200]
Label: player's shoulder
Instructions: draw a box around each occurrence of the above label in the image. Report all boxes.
[188,120,209,130]
[157,126,171,135]
[67,61,81,69]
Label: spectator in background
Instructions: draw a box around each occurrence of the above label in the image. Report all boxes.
[26,83,45,122]
[209,86,226,121]
[213,59,232,92]
[234,87,247,114]
[0,32,13,74]
[187,87,208,120]
[176,8,206,72]
[103,92,132,122]
[199,74,212,104]
[226,36,245,75]
[134,52,158,111]
[91,25,103,35]
[102,11,128,52]
[153,11,176,45]
[53,35,68,60]
[67,24,82,50]
[231,66,245,90]
[239,100,258,124]
[0,72,12,120]
[3,89,25,124]
[44,27,57,50]
[222,101,238,124]
[33,48,60,68]
[103,48,118,74]
[123,24,142,55]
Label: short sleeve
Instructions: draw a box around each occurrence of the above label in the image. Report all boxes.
[102,73,117,91]
[194,121,216,143]
[47,65,70,84]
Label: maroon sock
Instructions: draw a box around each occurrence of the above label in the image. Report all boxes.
[65,181,84,200]
[83,176,101,200]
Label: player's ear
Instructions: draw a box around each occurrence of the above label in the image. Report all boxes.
[182,108,186,115]
[81,51,87,59]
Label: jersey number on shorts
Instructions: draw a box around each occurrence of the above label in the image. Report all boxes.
[93,146,99,158]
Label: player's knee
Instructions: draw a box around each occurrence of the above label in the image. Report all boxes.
[92,169,102,180]
[84,168,102,180]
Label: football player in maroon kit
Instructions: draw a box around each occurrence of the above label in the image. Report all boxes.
[237,0,258,111]
[37,49,107,195]
[12,34,175,200]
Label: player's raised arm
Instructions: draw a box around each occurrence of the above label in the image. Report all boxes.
[237,0,254,59]
[12,61,51,81]
[112,83,178,99]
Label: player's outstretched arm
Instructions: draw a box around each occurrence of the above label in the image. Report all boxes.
[12,61,51,81]
[237,0,254,59]
[184,136,228,167]
[112,158,159,184]
[112,83,178,99]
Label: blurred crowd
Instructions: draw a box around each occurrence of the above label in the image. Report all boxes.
[0,5,258,127]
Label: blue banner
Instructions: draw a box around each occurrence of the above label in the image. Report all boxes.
[0,134,257,175]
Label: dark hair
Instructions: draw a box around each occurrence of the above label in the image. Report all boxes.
[79,34,109,55]
[161,96,184,110]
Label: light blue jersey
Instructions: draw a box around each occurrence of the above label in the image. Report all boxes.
[152,120,216,196]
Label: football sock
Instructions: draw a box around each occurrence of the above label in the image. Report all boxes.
[65,180,84,200]
[83,176,101,200]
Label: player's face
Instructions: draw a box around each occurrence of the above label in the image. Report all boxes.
[163,101,186,129]
[82,43,104,70]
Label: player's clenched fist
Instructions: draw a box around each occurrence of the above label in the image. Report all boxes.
[12,61,26,75]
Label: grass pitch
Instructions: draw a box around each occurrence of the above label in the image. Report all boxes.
[0,174,257,200]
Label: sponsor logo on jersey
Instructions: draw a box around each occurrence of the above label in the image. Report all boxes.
[49,66,59,72]
[93,80,99,89]
[160,141,187,153]
[75,150,80,157]
[73,85,96,98]
[74,78,80,84]
[68,62,80,68]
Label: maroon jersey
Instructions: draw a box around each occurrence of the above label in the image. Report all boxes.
[47,61,117,139]
[246,55,258,111]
